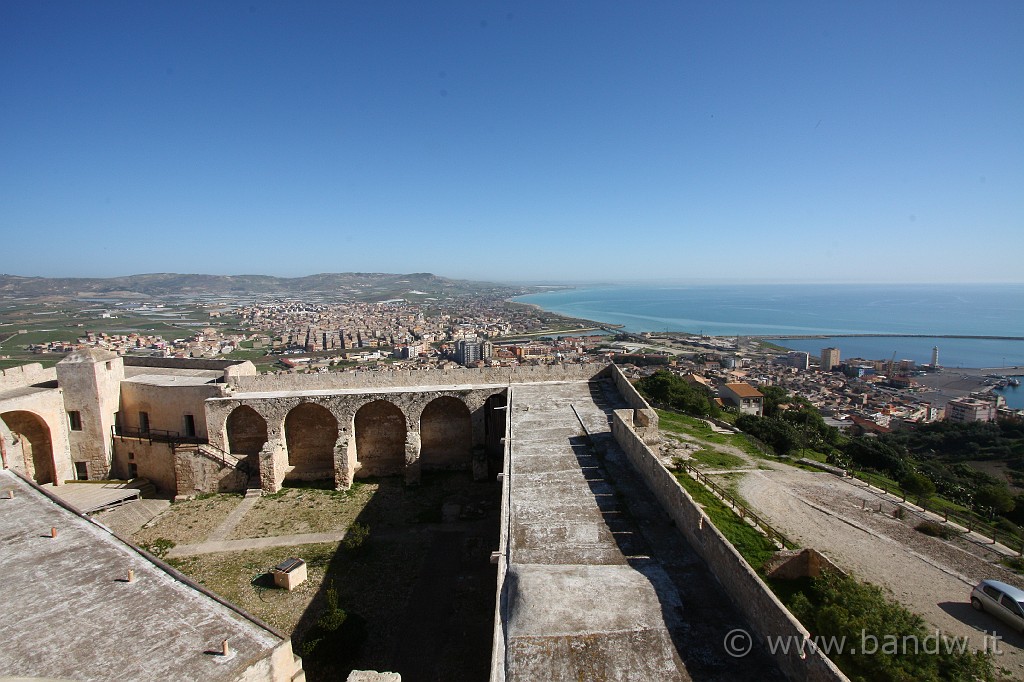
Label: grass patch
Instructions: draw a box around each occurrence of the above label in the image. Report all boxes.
[134,494,244,546]
[672,469,779,571]
[230,483,375,539]
[657,408,765,458]
[690,448,746,470]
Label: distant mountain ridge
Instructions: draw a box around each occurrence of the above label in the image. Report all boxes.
[0,272,520,300]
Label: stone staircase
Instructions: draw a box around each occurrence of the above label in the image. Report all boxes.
[127,478,157,498]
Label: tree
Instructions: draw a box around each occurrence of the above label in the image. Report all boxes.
[634,370,720,418]
[900,472,936,500]
[974,484,1015,519]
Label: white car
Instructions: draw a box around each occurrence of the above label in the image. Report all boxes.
[971,579,1024,633]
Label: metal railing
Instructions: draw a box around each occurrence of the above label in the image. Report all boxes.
[845,468,1024,557]
[172,441,249,472]
[676,459,796,551]
[111,424,204,446]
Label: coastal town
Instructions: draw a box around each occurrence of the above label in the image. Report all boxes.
[5,291,1021,432]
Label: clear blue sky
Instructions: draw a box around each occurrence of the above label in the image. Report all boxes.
[2,1,1022,284]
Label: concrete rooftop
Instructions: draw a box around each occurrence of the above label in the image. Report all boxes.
[504,380,782,681]
[123,366,224,383]
[0,468,287,682]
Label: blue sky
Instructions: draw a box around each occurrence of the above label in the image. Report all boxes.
[2,1,1022,283]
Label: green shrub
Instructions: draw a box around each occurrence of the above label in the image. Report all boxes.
[299,583,366,661]
[139,537,176,558]
[915,521,958,540]
[785,571,994,682]
[342,521,370,551]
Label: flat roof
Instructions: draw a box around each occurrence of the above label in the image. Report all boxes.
[0,468,287,681]
[0,384,58,406]
[123,372,220,387]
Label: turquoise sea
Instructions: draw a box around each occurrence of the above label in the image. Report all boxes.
[514,284,1024,371]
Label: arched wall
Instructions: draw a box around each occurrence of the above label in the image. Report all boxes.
[226,405,269,457]
[1,410,56,484]
[284,402,338,475]
[202,385,508,492]
[419,396,473,469]
[354,400,406,477]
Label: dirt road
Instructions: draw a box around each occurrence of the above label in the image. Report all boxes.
[738,466,1024,676]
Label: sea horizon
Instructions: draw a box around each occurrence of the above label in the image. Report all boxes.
[514,283,1024,371]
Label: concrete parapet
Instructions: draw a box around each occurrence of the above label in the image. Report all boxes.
[610,409,848,682]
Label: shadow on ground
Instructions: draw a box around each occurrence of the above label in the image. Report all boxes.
[290,472,500,682]
[938,601,1024,650]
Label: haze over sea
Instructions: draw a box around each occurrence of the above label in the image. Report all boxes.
[515,284,1024,370]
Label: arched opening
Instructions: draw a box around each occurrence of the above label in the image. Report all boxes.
[226,405,268,457]
[1,410,56,484]
[354,400,406,477]
[284,402,337,478]
[420,396,472,470]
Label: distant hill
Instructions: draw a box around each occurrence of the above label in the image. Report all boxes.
[0,272,526,301]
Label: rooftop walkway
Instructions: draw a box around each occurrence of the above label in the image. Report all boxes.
[503,379,782,681]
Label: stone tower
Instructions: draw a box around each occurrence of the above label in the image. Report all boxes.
[56,349,125,479]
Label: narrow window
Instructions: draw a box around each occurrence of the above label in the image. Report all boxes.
[68,411,83,431]
[139,411,150,434]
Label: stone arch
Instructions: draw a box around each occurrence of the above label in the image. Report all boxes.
[284,402,338,477]
[354,400,406,477]
[419,396,472,470]
[1,410,56,484]
[226,405,268,457]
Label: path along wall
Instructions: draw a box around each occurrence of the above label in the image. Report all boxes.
[612,408,848,682]
[228,363,607,392]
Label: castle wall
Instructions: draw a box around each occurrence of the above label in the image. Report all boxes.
[227,363,607,392]
[173,447,250,496]
[111,438,178,492]
[0,363,55,388]
[0,388,72,484]
[56,353,124,478]
[119,381,225,439]
[206,386,505,492]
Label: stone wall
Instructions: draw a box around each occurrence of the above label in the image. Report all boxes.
[206,386,507,492]
[611,408,848,682]
[0,386,72,484]
[56,352,124,478]
[119,381,225,439]
[174,447,250,496]
[228,363,608,393]
[123,356,252,373]
[111,438,179,493]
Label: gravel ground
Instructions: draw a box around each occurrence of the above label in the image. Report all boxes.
[739,466,1024,677]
